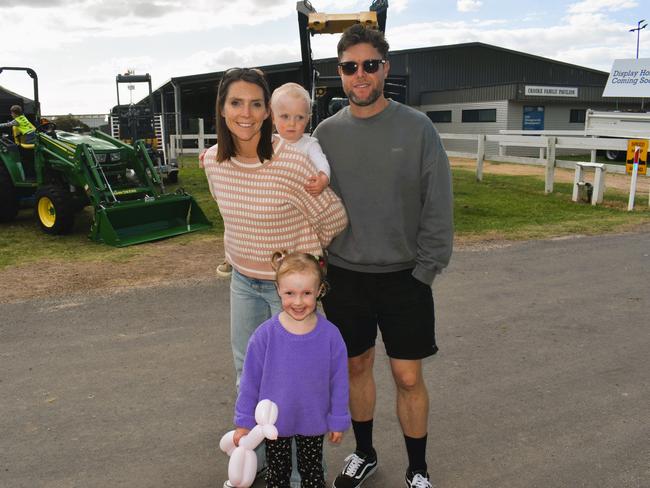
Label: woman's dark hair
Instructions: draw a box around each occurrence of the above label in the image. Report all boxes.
[337,24,390,60]
[215,68,273,162]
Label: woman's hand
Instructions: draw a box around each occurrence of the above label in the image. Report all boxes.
[328,431,343,444]
[233,427,250,446]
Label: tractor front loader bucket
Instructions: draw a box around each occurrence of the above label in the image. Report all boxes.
[90,192,211,247]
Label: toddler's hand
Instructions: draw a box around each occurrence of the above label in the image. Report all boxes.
[305,172,329,196]
[233,427,250,446]
[328,431,343,444]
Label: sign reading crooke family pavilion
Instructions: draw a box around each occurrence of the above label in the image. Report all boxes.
[524,85,578,97]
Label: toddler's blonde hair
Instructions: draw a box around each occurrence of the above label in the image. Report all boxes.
[270,82,312,113]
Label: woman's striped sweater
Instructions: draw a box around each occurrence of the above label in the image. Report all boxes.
[203,139,348,280]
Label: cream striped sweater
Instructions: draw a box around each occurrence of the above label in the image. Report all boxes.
[203,139,348,280]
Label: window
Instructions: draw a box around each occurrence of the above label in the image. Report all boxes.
[570,109,586,123]
[462,108,496,123]
[426,110,452,123]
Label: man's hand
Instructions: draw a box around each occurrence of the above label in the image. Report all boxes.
[305,171,329,196]
[328,431,343,444]
[233,427,250,446]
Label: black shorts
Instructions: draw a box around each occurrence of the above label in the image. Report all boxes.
[322,264,437,360]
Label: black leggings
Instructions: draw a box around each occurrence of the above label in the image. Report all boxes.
[265,435,324,488]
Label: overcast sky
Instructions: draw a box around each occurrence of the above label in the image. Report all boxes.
[1,0,648,115]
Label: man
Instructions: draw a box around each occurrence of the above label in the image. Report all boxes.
[313,24,453,488]
[0,105,36,145]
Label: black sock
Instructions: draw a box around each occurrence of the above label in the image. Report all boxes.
[404,434,428,474]
[352,419,375,458]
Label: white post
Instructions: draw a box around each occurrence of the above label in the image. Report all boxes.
[589,136,596,163]
[592,166,605,205]
[476,134,485,182]
[572,163,583,202]
[545,137,556,194]
[198,118,205,152]
[169,135,178,161]
[628,163,639,211]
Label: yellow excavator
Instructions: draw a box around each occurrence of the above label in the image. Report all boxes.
[295,0,407,128]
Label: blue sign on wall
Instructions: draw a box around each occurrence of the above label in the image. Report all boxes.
[523,106,545,130]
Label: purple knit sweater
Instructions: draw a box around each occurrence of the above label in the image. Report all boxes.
[235,313,351,437]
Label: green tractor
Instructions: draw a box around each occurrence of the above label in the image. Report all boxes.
[0,66,211,247]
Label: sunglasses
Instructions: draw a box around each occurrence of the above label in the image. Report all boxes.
[337,59,386,76]
[223,67,266,78]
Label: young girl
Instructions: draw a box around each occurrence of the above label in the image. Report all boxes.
[271,82,330,196]
[233,252,351,488]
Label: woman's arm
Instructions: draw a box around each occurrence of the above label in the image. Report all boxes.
[298,187,348,248]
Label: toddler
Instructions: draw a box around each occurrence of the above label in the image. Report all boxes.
[271,83,331,196]
[233,252,350,487]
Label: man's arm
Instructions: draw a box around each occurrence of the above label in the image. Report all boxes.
[413,126,454,285]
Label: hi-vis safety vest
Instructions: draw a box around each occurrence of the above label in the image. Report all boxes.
[14,114,36,135]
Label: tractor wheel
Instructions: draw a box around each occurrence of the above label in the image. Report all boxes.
[0,165,19,222]
[34,184,75,235]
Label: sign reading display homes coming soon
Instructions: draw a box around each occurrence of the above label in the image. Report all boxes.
[602,58,650,97]
[525,85,578,97]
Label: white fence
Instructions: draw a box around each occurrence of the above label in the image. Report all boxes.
[169,119,216,160]
[170,119,645,200]
[439,131,642,194]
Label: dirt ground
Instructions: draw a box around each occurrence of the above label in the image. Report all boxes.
[1,158,647,304]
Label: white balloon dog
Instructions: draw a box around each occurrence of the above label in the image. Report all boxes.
[220,399,279,487]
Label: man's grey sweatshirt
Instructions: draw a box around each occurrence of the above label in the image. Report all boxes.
[313,100,454,285]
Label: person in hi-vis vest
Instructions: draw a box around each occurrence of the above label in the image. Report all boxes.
[0,105,36,146]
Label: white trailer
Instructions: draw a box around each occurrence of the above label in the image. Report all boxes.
[584,109,650,160]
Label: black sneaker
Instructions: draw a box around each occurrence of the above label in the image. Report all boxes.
[405,470,432,488]
[332,450,377,488]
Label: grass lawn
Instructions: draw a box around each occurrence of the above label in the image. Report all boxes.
[0,156,648,269]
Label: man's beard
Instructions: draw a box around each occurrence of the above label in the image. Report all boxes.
[347,87,382,107]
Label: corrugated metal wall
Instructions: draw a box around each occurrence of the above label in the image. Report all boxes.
[385,43,608,106]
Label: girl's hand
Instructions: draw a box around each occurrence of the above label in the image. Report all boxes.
[233,427,250,446]
[328,431,343,444]
[305,172,329,196]
[198,149,207,168]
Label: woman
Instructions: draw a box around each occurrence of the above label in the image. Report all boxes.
[202,67,348,382]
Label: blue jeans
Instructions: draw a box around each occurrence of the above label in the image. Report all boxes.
[230,268,282,383]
